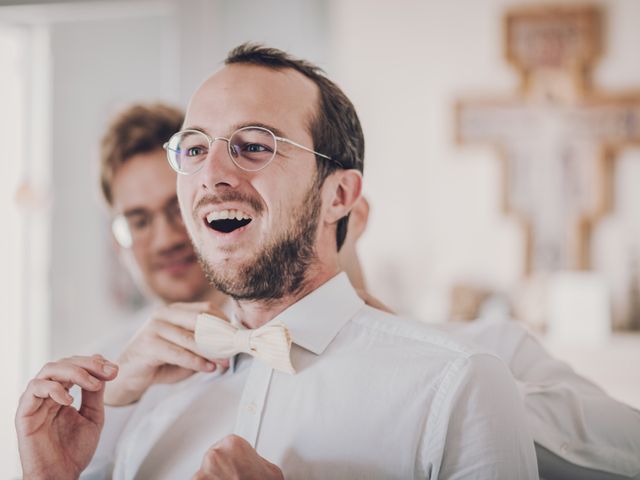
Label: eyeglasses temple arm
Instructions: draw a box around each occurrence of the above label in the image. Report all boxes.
[277,137,333,160]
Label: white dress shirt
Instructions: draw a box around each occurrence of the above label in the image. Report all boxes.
[442,319,640,479]
[106,273,537,479]
[80,282,640,479]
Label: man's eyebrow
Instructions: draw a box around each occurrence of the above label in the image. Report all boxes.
[183,125,208,135]
[239,122,287,139]
[122,196,178,218]
[183,122,288,139]
[165,194,179,204]
[123,208,149,218]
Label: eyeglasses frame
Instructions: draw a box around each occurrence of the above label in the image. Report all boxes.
[163,125,335,175]
[111,196,184,248]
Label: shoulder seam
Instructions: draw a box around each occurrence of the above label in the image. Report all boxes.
[351,307,479,358]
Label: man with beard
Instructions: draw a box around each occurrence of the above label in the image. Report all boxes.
[15,44,539,479]
[96,105,640,480]
[145,43,536,477]
[15,43,637,478]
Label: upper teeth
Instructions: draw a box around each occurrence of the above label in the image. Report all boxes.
[206,209,252,223]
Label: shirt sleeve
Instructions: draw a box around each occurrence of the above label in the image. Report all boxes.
[80,404,138,479]
[512,332,640,478]
[428,353,539,480]
[437,319,640,477]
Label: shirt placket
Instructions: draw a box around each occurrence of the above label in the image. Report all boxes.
[233,359,274,447]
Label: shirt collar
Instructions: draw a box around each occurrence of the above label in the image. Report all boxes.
[274,272,365,355]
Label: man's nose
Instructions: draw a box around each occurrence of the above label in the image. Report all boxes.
[149,213,188,251]
[200,139,243,189]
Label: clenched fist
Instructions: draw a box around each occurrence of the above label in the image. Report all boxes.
[193,435,284,480]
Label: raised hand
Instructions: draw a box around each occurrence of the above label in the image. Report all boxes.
[15,354,119,479]
[104,301,230,406]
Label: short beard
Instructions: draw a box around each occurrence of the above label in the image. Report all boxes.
[197,177,322,302]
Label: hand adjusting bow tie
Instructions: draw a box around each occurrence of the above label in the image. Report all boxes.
[195,313,296,374]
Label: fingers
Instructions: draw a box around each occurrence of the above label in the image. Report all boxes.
[17,355,118,420]
[155,322,230,370]
[194,435,284,480]
[355,289,394,314]
[154,321,199,353]
[18,379,73,417]
[145,312,231,371]
[131,320,214,372]
[79,379,107,425]
[157,339,218,373]
[154,306,199,331]
[36,355,118,390]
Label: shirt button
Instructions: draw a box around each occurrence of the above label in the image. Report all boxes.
[560,443,569,454]
[246,402,257,414]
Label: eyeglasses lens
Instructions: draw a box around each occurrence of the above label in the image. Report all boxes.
[167,128,277,174]
[168,131,208,174]
[228,127,276,171]
[111,215,133,248]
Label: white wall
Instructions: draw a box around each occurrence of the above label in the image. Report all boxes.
[2,0,331,361]
[176,0,329,105]
[1,2,329,475]
[3,0,640,475]
[4,0,639,365]
[329,0,640,322]
[48,7,181,358]
[0,24,29,480]
[6,0,640,355]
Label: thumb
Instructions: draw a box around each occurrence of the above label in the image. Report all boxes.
[79,363,118,426]
[79,383,106,426]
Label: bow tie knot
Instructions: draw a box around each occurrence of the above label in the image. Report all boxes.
[233,328,253,354]
[195,313,296,374]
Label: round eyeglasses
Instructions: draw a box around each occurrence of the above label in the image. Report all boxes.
[163,126,333,175]
[111,197,184,248]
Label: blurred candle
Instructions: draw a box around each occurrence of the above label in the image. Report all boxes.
[547,271,611,346]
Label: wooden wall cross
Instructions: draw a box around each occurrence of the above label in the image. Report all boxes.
[456,5,640,275]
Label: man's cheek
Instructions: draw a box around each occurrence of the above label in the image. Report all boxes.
[131,247,151,274]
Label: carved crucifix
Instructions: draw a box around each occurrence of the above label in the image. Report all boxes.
[456,5,640,274]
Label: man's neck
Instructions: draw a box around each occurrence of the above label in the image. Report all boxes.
[232,264,340,329]
[201,286,229,309]
[159,286,228,310]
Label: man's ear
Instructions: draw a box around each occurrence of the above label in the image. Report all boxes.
[347,196,370,243]
[323,169,363,224]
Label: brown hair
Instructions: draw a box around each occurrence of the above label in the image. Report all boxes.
[225,43,365,250]
[100,103,184,206]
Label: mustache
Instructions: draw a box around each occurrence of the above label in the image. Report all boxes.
[155,241,194,257]
[194,191,264,215]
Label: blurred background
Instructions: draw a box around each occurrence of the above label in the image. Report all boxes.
[1,0,639,476]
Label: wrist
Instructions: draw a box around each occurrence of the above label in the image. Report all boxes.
[22,461,79,480]
[104,382,142,406]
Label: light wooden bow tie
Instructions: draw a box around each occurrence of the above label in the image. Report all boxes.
[195,313,296,374]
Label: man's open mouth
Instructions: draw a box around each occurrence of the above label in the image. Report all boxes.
[206,209,252,234]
